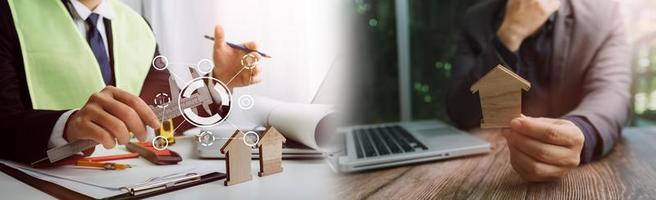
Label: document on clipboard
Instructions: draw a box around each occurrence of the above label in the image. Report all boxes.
[0,159,225,199]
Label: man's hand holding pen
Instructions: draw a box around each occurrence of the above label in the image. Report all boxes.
[210,24,264,89]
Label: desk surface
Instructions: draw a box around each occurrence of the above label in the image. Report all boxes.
[0,134,336,200]
[337,127,656,199]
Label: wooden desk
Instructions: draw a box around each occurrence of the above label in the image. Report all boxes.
[337,127,656,199]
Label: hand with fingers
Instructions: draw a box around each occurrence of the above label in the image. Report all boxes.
[501,116,585,182]
[211,24,262,89]
[497,0,561,51]
[64,86,161,149]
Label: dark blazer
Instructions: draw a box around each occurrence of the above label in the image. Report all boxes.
[0,0,174,164]
[447,0,631,156]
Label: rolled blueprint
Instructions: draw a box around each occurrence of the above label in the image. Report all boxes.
[246,96,336,150]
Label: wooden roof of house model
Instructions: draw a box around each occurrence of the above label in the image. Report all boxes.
[470,65,531,93]
[257,127,286,147]
[220,130,247,154]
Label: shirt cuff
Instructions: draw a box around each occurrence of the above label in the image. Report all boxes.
[48,109,79,149]
[563,115,599,164]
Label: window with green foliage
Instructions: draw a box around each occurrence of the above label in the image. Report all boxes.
[408,0,480,122]
[350,0,482,124]
[350,0,399,124]
[632,38,656,126]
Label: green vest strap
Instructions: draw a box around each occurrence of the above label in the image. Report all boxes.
[8,0,155,110]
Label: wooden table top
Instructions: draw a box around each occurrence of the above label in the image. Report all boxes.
[336,127,656,199]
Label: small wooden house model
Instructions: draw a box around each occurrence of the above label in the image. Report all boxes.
[221,130,253,186]
[470,65,531,128]
[257,127,286,177]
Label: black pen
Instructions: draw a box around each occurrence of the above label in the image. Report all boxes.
[203,35,271,58]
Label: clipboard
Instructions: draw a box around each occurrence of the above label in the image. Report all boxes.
[0,163,225,200]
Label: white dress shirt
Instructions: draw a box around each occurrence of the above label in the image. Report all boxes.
[48,0,115,148]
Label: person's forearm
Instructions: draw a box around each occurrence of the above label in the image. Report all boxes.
[564,116,600,164]
[566,5,630,157]
[0,110,66,163]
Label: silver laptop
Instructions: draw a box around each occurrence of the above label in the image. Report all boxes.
[327,120,490,173]
[322,61,490,173]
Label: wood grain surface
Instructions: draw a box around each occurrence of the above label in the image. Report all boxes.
[221,131,253,186]
[337,127,656,199]
[258,127,286,177]
[471,65,531,128]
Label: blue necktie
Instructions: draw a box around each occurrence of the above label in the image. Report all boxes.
[85,13,112,85]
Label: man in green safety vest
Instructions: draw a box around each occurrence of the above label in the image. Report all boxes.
[0,0,261,164]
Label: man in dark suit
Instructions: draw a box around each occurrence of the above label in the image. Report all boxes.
[0,0,262,164]
[447,0,630,181]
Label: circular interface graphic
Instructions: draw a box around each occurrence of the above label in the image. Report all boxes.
[152,136,169,151]
[178,76,232,127]
[196,59,214,74]
[154,93,171,108]
[240,52,259,70]
[243,131,259,147]
[197,130,216,147]
[152,55,168,71]
[238,95,254,110]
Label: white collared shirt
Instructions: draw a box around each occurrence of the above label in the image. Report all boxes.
[69,0,114,58]
[49,0,115,148]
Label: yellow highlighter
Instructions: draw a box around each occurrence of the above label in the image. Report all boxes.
[76,160,132,170]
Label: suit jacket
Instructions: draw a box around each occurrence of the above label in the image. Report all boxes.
[447,0,631,156]
[0,0,181,164]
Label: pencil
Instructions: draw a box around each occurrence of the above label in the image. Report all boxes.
[77,160,132,170]
[82,153,139,162]
[203,35,272,58]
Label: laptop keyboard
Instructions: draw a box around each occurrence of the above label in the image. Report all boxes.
[353,125,428,159]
